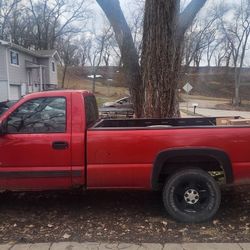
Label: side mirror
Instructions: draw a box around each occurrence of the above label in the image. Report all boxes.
[0,122,7,136]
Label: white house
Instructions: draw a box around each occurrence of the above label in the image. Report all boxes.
[0,40,61,102]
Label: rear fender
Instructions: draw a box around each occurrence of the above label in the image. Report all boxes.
[151,147,233,190]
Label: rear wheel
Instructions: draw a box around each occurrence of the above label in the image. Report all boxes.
[162,168,221,223]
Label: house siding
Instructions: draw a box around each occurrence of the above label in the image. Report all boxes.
[0,81,8,102]
[49,58,58,85]
[0,46,7,81]
[8,48,37,85]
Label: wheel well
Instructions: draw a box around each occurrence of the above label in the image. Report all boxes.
[151,148,233,190]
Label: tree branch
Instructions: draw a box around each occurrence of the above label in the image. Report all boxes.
[179,0,207,36]
[96,0,144,117]
[96,0,139,66]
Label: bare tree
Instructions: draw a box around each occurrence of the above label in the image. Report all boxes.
[183,23,208,67]
[107,34,122,67]
[87,25,113,93]
[75,35,92,67]
[0,0,21,40]
[96,0,143,117]
[213,37,232,67]
[127,1,144,57]
[183,12,217,68]
[219,0,250,106]
[27,0,90,50]
[97,0,207,118]
[206,37,220,68]
[57,36,79,88]
[102,32,114,66]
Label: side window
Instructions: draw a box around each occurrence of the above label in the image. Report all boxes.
[6,97,66,134]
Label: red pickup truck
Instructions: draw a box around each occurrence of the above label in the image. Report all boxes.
[0,90,249,223]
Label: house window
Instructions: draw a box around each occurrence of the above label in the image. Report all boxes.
[52,61,55,72]
[10,51,19,65]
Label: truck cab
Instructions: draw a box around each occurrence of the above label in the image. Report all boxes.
[0,90,96,191]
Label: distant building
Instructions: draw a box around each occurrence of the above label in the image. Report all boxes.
[0,40,61,102]
[87,74,103,79]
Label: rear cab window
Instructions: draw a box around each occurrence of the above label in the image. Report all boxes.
[84,95,99,128]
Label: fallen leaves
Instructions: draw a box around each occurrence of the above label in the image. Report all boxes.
[0,187,249,243]
[62,233,71,239]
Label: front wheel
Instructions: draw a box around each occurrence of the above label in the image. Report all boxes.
[163,168,221,223]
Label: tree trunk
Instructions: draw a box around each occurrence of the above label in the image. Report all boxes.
[62,65,68,88]
[234,29,250,107]
[225,52,231,68]
[141,0,181,117]
[97,0,207,118]
[234,84,240,106]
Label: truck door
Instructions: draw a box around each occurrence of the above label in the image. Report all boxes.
[0,94,73,190]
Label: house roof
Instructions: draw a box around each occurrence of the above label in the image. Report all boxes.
[0,39,61,63]
[34,49,61,61]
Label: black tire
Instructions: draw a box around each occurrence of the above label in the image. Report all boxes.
[162,168,221,223]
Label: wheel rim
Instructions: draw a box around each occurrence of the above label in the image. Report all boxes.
[173,177,212,213]
[184,189,200,204]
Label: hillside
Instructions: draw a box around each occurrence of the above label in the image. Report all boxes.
[57,66,129,105]
[182,67,250,100]
[58,66,250,102]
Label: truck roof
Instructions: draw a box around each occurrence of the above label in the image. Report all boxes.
[24,89,93,98]
[0,89,94,122]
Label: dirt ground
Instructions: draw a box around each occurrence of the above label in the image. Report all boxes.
[0,185,250,244]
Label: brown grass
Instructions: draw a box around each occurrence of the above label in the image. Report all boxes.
[58,69,129,106]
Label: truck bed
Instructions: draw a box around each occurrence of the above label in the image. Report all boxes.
[93,116,240,128]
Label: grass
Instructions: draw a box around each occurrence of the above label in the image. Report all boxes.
[180,108,203,117]
[181,94,230,102]
[215,101,250,111]
[59,78,129,107]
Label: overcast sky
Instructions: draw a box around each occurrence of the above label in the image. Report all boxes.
[91,0,250,66]
[92,0,235,32]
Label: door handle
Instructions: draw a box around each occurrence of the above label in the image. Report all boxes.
[52,141,69,150]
